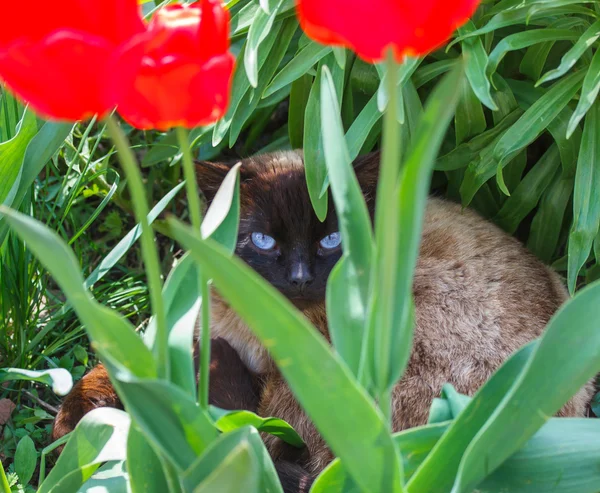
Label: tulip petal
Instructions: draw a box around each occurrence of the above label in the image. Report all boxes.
[296,0,481,62]
[0,31,116,120]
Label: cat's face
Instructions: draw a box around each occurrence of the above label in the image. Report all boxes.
[196,151,378,306]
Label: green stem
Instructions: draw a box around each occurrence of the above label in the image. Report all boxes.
[106,115,169,379]
[175,127,212,410]
[374,49,401,426]
[199,280,212,409]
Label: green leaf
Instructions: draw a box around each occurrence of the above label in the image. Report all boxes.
[167,221,402,493]
[366,62,464,393]
[453,280,600,492]
[345,92,381,161]
[413,60,455,89]
[0,110,37,205]
[406,342,536,492]
[527,169,573,263]
[14,436,36,485]
[115,378,218,472]
[537,19,600,85]
[213,409,304,448]
[264,42,330,98]
[459,21,497,111]
[454,81,486,145]
[435,109,522,172]
[494,144,561,234]
[461,73,584,205]
[183,426,280,493]
[0,368,72,396]
[568,100,600,294]
[487,29,579,81]
[79,461,130,493]
[507,79,582,177]
[229,19,296,146]
[0,119,72,246]
[244,2,281,88]
[0,208,157,379]
[568,47,600,138]
[39,408,130,493]
[213,20,283,146]
[320,66,374,375]
[304,54,344,220]
[494,71,584,166]
[191,442,258,493]
[288,74,313,148]
[479,418,600,493]
[127,425,169,493]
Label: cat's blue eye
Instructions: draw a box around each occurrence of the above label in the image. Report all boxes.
[320,232,341,250]
[251,232,276,250]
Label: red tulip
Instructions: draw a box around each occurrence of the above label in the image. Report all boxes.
[0,0,145,121]
[296,0,480,62]
[113,0,235,131]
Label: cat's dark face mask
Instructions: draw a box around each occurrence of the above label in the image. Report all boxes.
[195,151,378,306]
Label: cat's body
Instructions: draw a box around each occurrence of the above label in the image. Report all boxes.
[53,150,594,491]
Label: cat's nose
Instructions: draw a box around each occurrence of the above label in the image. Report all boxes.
[288,261,314,287]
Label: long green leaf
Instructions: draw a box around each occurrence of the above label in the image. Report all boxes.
[537,19,600,85]
[495,144,561,234]
[486,29,579,81]
[0,367,72,396]
[320,66,374,376]
[244,1,281,87]
[527,169,573,263]
[567,100,600,293]
[167,220,402,493]
[304,54,344,220]
[264,42,330,98]
[568,47,600,137]
[127,425,169,493]
[459,21,497,111]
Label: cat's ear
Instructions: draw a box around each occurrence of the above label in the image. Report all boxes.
[352,151,380,206]
[195,161,234,202]
[195,160,256,202]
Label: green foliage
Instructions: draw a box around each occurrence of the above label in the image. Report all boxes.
[1,0,600,492]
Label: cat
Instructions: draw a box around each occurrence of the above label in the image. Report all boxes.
[52,150,594,492]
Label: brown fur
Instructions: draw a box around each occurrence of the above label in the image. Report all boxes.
[53,150,594,484]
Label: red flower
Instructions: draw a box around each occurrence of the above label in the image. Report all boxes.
[113,0,235,131]
[296,0,480,62]
[0,0,145,121]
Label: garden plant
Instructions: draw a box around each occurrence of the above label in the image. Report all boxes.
[1,0,600,492]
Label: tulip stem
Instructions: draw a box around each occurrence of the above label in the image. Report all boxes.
[373,48,401,427]
[106,115,169,380]
[176,126,211,410]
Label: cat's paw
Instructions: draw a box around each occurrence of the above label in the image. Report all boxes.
[52,364,122,444]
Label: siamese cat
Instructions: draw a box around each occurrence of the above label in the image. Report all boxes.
[52,151,594,492]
